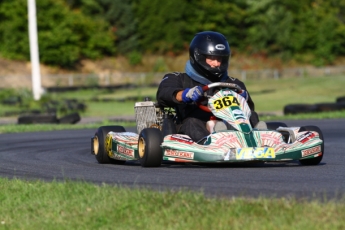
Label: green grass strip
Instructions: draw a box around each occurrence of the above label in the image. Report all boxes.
[0,178,344,230]
[1,110,344,134]
[0,121,136,134]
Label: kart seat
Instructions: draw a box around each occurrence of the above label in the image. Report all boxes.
[212,120,236,132]
[212,120,268,132]
[254,121,268,130]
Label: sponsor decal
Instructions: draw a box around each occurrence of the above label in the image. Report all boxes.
[232,109,246,120]
[301,145,321,157]
[164,149,194,159]
[224,148,237,160]
[297,131,316,143]
[215,134,238,145]
[215,44,226,50]
[213,96,240,111]
[120,132,139,137]
[261,134,281,145]
[236,147,275,160]
[117,145,134,158]
[169,158,194,163]
[170,135,194,144]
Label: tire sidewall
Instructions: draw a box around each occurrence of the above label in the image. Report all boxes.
[139,128,163,167]
[94,126,126,164]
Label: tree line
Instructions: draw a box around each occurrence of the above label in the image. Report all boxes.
[0,0,344,68]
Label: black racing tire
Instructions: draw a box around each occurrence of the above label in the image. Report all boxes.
[283,104,318,115]
[59,112,81,124]
[138,128,163,167]
[315,103,344,112]
[18,114,59,124]
[93,126,126,164]
[266,122,287,130]
[298,125,324,166]
[336,96,345,103]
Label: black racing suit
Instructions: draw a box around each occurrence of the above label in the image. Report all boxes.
[156,72,259,142]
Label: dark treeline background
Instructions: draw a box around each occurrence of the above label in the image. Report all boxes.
[1,0,345,68]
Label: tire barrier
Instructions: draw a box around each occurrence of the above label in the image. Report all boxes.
[18,112,81,125]
[336,96,345,103]
[59,112,81,124]
[283,104,318,115]
[90,96,152,103]
[315,103,345,112]
[284,101,345,115]
[1,95,86,124]
[18,114,59,124]
[43,99,87,114]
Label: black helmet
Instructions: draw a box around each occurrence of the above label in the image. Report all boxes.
[189,31,231,81]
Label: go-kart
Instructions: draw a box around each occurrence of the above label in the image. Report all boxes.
[91,82,324,167]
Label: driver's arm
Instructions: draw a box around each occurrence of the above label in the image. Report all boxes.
[157,73,184,107]
[175,91,183,102]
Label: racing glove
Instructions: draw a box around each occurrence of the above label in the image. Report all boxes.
[239,90,248,101]
[182,86,203,103]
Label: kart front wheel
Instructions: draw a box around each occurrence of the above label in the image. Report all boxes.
[138,128,163,167]
[298,126,324,166]
[93,126,126,164]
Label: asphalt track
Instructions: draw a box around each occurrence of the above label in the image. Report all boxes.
[0,119,344,199]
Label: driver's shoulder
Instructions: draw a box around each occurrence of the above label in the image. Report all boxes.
[225,76,246,86]
[165,72,185,77]
[162,72,187,81]
[159,72,185,85]
[225,75,239,82]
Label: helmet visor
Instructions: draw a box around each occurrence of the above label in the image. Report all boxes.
[195,51,231,76]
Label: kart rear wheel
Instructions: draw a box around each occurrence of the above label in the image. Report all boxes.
[138,128,163,167]
[298,126,324,166]
[93,126,126,164]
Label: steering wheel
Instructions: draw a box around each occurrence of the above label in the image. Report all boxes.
[197,82,243,112]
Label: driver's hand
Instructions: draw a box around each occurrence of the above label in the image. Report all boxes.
[182,86,203,103]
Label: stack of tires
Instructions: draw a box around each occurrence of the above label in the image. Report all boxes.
[17,99,85,125]
[18,112,81,125]
[284,96,345,115]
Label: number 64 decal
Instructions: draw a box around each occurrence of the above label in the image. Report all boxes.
[213,96,240,110]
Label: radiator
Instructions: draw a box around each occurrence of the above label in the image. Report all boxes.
[134,101,158,134]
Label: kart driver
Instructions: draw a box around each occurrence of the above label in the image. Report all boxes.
[156,31,261,142]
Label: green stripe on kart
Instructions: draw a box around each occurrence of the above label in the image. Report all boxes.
[239,123,257,147]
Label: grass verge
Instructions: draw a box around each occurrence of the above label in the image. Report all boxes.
[0,178,344,230]
[0,111,344,134]
[1,75,345,118]
[0,121,136,134]
[62,75,345,118]
[260,110,345,121]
